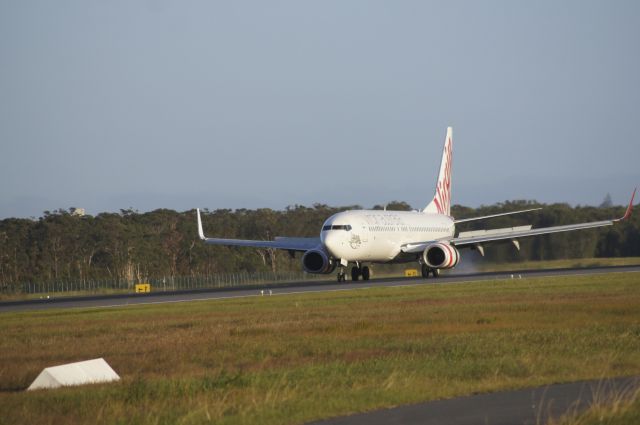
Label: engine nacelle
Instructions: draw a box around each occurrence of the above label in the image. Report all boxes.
[302,249,336,274]
[422,242,461,269]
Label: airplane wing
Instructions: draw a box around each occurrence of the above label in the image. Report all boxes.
[196,208,320,251]
[451,188,635,248]
[453,208,542,224]
[451,220,614,247]
[402,188,636,254]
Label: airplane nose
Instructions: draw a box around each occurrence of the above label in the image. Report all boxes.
[322,232,342,258]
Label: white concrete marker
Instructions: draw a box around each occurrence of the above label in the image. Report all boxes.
[27,358,120,391]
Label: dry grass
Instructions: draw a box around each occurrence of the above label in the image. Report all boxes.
[0,272,639,424]
[548,383,640,425]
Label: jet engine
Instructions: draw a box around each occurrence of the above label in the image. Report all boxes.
[422,242,460,269]
[302,249,336,274]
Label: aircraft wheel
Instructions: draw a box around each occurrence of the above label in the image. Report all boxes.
[432,268,440,278]
[361,266,370,281]
[421,264,430,279]
[351,266,360,281]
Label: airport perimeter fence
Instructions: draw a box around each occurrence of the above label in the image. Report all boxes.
[0,271,326,297]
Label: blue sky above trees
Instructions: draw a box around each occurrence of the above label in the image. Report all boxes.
[1,1,639,218]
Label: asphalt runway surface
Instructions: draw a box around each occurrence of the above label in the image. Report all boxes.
[309,376,640,425]
[1,265,638,314]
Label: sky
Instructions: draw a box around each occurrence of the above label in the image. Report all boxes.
[1,1,639,219]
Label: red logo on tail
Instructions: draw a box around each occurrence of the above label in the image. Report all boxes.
[433,137,452,215]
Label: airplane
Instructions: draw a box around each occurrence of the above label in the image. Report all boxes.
[196,127,636,282]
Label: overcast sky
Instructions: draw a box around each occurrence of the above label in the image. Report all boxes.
[1,1,639,218]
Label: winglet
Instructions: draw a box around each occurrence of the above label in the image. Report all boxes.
[619,188,636,221]
[196,208,206,240]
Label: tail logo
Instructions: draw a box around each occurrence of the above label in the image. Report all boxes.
[432,137,452,215]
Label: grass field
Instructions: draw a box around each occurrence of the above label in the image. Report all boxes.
[1,271,639,425]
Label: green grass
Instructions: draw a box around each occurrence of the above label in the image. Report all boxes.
[1,271,640,424]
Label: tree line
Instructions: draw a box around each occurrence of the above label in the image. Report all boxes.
[0,200,638,287]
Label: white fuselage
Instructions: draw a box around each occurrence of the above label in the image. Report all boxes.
[320,210,455,263]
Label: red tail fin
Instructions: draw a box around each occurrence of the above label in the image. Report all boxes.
[423,127,453,216]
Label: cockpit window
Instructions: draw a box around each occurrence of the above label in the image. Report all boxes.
[322,224,352,231]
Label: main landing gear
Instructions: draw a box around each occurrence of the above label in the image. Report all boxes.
[351,265,370,281]
[421,264,440,279]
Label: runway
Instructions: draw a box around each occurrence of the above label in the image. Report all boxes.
[1,265,639,313]
[309,376,640,425]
